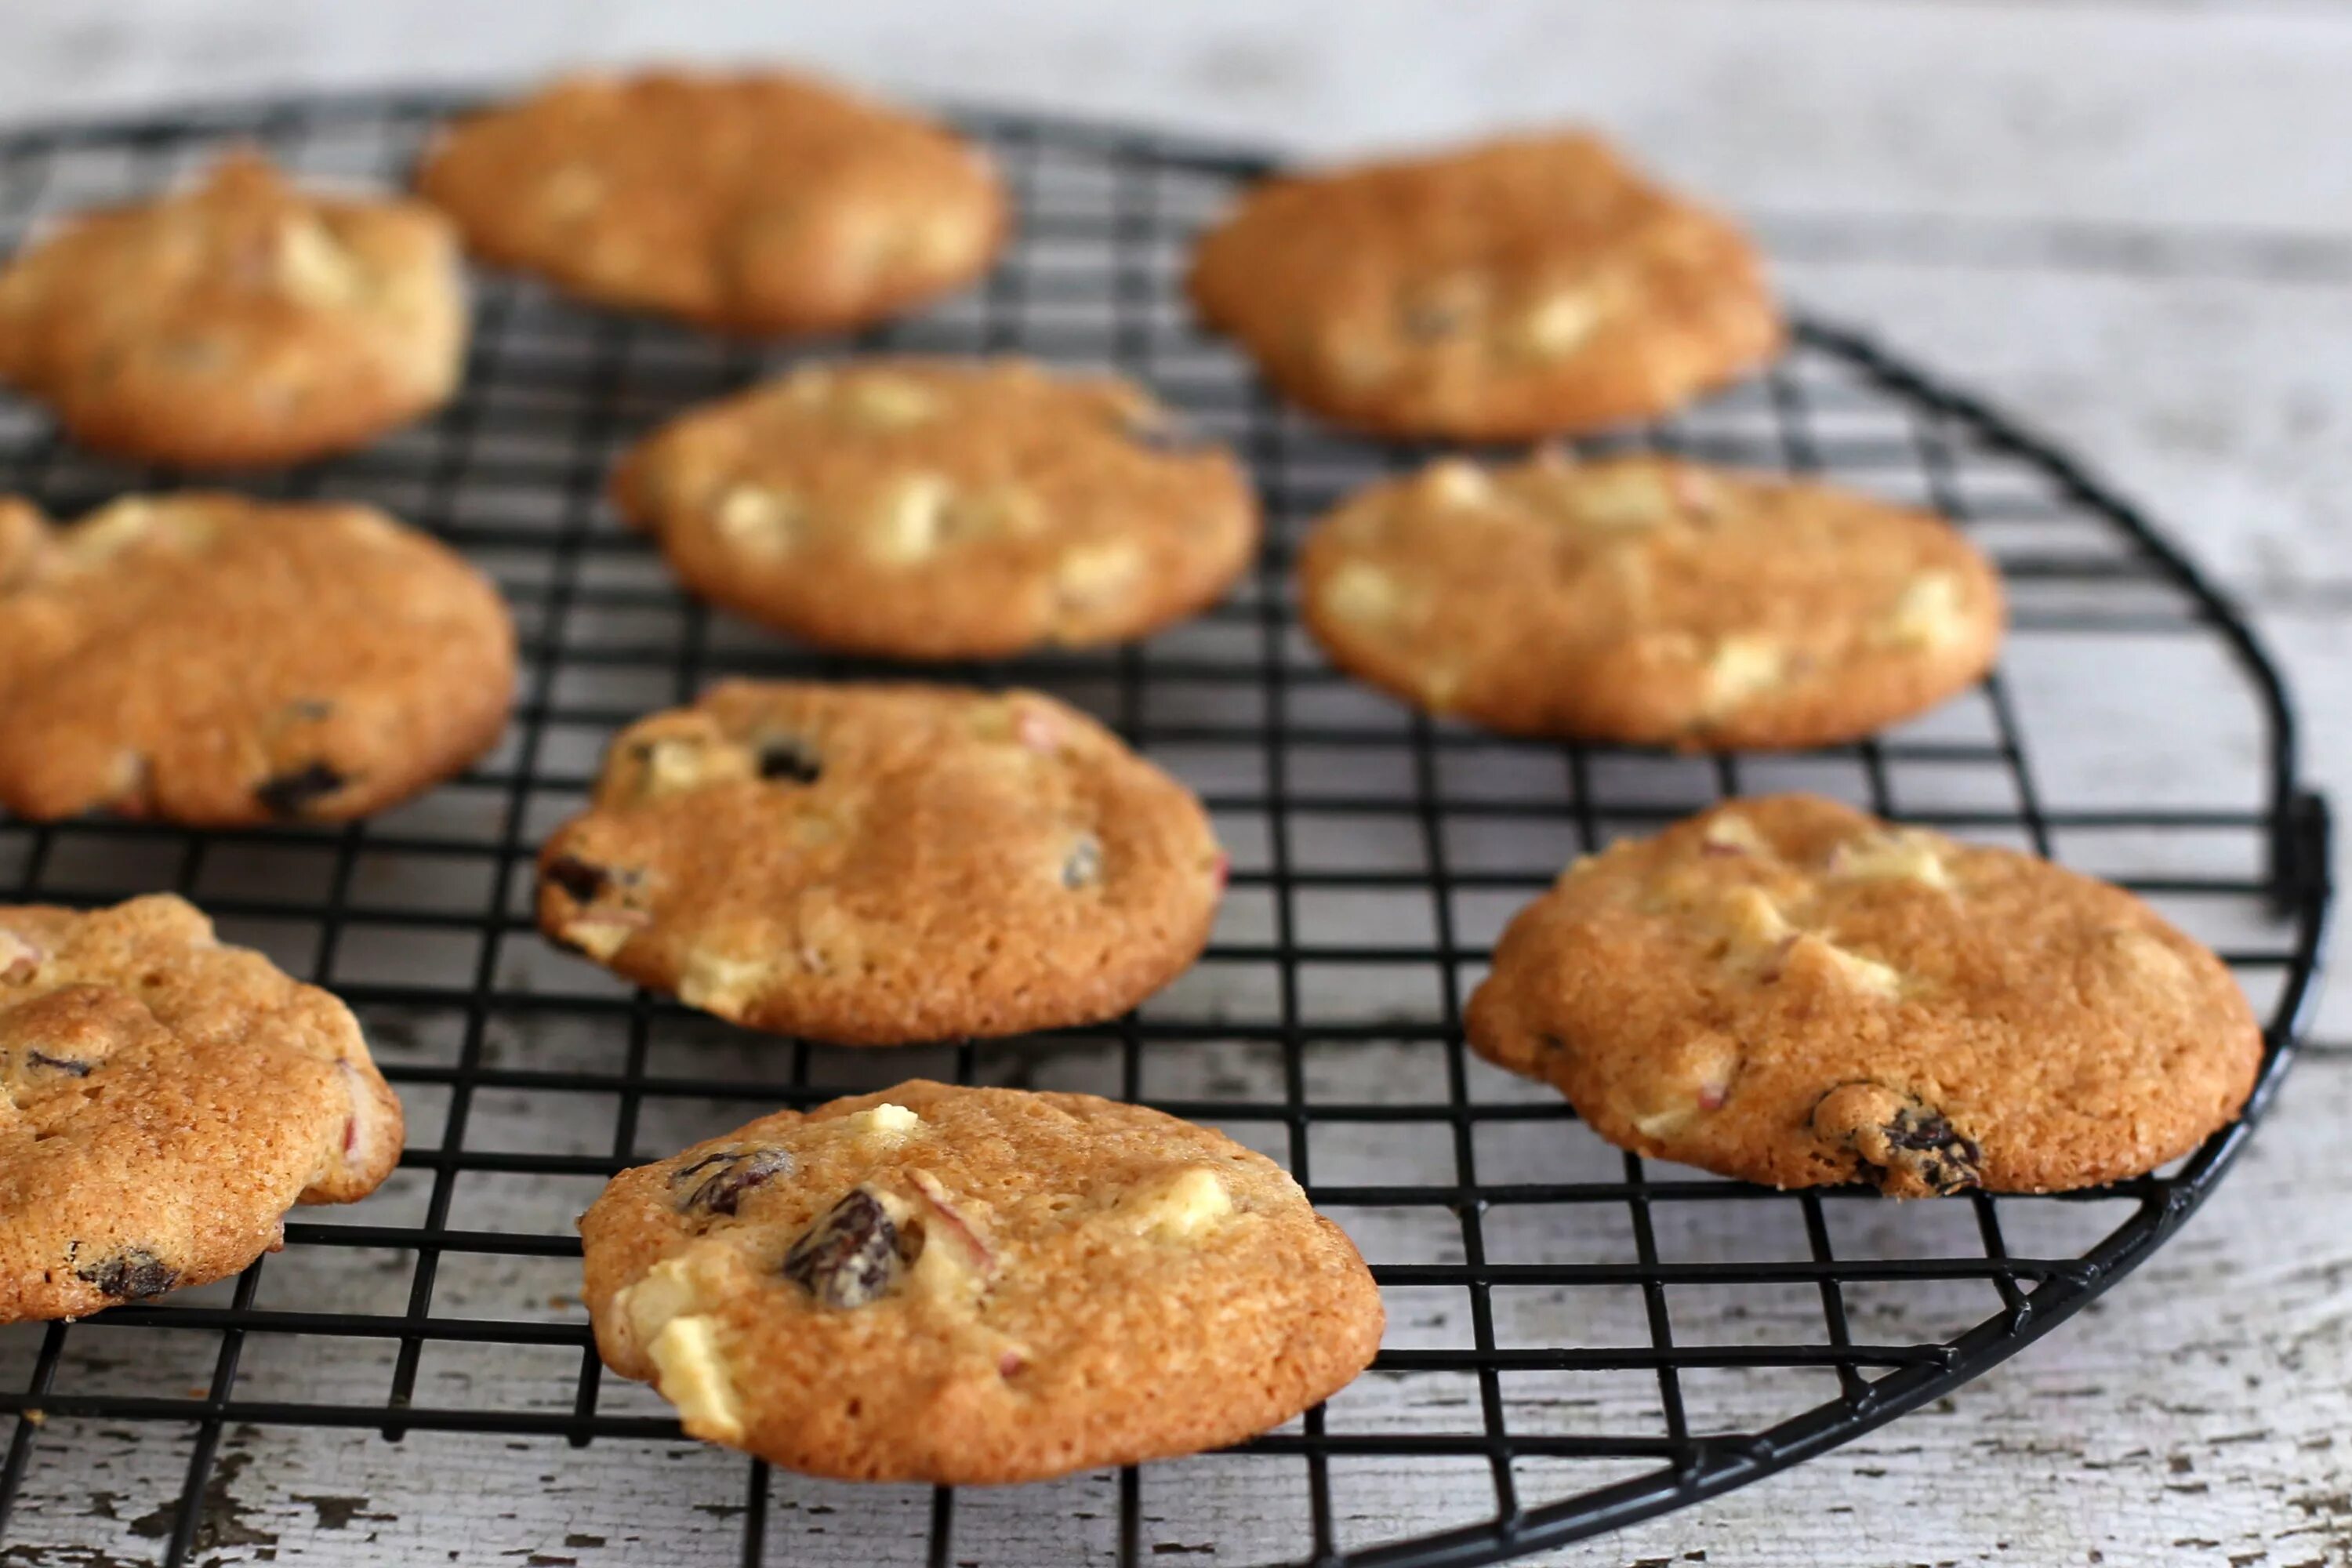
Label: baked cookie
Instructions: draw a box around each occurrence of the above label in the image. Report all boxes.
[580,1080,1382,1482]
[611,358,1258,658]
[0,895,404,1323]
[1297,452,2003,748]
[0,493,514,825]
[0,151,466,469]
[1465,794,2263,1196]
[537,683,1225,1044]
[416,69,1005,336]
[1188,130,1781,440]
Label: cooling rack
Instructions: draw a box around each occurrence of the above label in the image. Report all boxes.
[0,93,2331,1568]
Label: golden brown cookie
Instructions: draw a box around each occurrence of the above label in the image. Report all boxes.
[1465,795,2263,1196]
[0,895,404,1323]
[537,683,1225,1044]
[0,492,515,825]
[611,358,1259,658]
[1296,452,2003,748]
[416,69,1006,336]
[1187,130,1781,439]
[0,151,466,469]
[579,1080,1382,1483]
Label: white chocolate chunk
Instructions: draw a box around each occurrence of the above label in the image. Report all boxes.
[906,209,983,267]
[272,215,360,308]
[1420,459,1494,510]
[559,911,644,960]
[1805,938,1904,999]
[1564,468,1678,530]
[844,375,943,430]
[1632,1106,1697,1139]
[1322,560,1401,624]
[1828,831,1953,891]
[677,949,770,1018]
[637,738,717,799]
[0,927,40,981]
[647,1316,744,1443]
[1700,636,1788,717]
[2101,926,2187,984]
[64,499,160,563]
[713,485,802,560]
[1123,1166,1232,1241]
[1698,811,1772,857]
[619,1256,701,1345]
[844,1102,921,1142]
[1715,886,1794,950]
[868,474,953,563]
[1054,540,1144,608]
[905,1170,996,1301]
[1879,571,1966,649]
[1514,288,1605,358]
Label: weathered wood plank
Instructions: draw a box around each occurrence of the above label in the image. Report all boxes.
[0,3,2346,1565]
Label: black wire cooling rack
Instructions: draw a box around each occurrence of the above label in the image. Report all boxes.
[0,93,2332,1568]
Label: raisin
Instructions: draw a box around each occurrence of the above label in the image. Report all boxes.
[76,1247,178,1301]
[543,855,612,902]
[671,1146,795,1217]
[782,1188,903,1308]
[1061,834,1103,889]
[255,760,348,818]
[1882,1105,1983,1195]
[1808,1081,1983,1197]
[26,1051,90,1076]
[756,738,822,785]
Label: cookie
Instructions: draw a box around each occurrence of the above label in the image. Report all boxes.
[611,358,1259,658]
[579,1080,1382,1482]
[0,492,515,825]
[416,69,1005,336]
[1297,452,2003,748]
[0,895,404,1322]
[538,682,1225,1044]
[0,151,466,469]
[1187,130,1781,439]
[1465,794,2263,1196]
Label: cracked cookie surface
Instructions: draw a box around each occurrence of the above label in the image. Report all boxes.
[579,1080,1382,1483]
[417,69,1004,336]
[1297,452,2003,748]
[0,152,465,468]
[1188,130,1781,440]
[1464,794,2262,1196]
[0,492,515,825]
[612,358,1258,658]
[0,895,403,1322]
[536,682,1225,1044]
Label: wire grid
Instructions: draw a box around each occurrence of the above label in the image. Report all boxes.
[0,95,2330,1568]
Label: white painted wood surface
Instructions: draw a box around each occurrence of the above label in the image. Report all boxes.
[1,3,2348,1565]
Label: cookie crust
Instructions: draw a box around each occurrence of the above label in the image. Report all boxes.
[416,69,1006,336]
[537,683,1225,1044]
[0,895,404,1323]
[1465,795,2263,1196]
[0,492,515,826]
[612,358,1258,658]
[1296,452,2003,748]
[580,1081,1383,1483]
[1188,131,1781,440]
[0,152,466,469]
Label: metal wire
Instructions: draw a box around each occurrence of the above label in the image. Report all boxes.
[0,93,2332,1568]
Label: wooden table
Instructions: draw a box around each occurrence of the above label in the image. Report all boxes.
[0,4,2343,1563]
